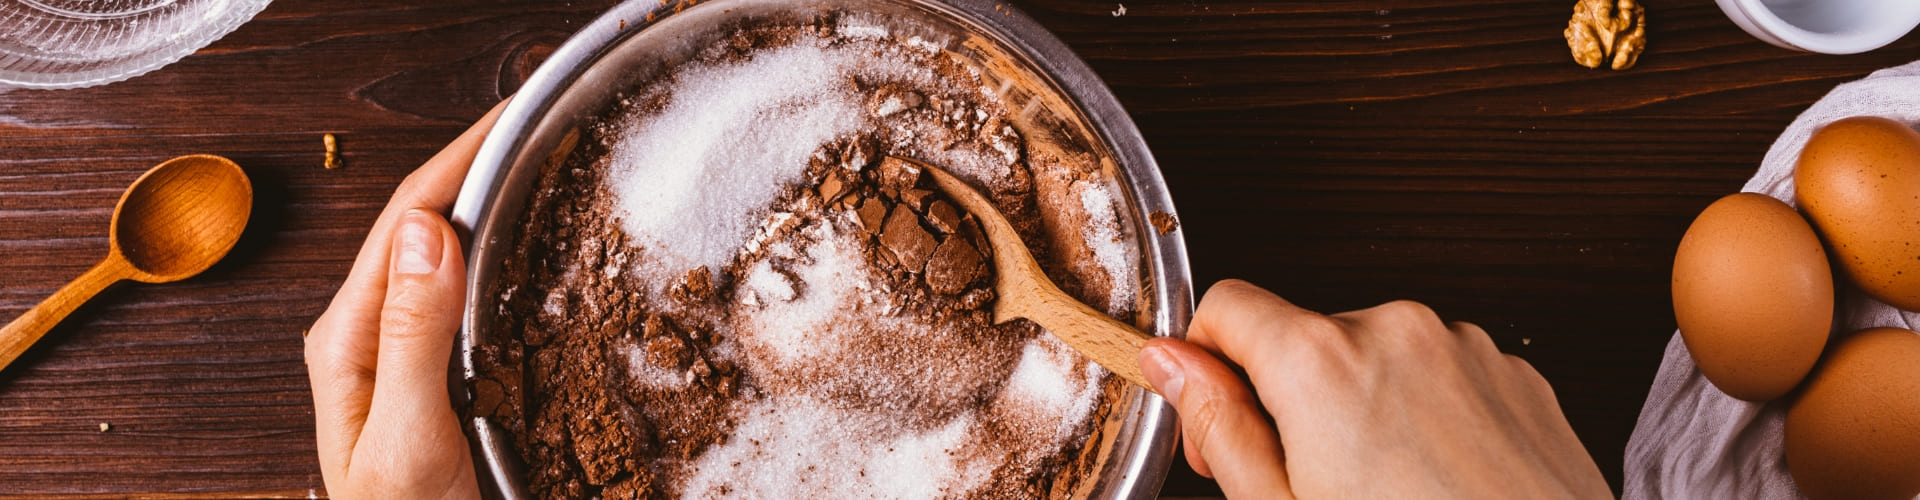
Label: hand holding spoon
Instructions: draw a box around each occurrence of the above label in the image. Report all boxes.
[0,155,252,374]
[900,157,1157,392]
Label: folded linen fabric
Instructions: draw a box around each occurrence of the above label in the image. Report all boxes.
[1623,59,1920,500]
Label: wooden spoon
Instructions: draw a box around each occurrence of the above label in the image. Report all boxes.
[0,155,252,374]
[903,157,1157,392]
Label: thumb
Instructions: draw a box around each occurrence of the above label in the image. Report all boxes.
[1141,337,1294,500]
[374,209,466,409]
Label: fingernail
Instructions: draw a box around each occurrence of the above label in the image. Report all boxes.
[1140,345,1186,403]
[395,209,443,275]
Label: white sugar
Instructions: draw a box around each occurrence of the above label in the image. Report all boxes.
[835,16,892,41]
[622,344,690,391]
[738,218,869,366]
[1006,341,1075,411]
[743,260,796,303]
[541,289,567,317]
[679,394,993,499]
[922,135,1015,183]
[882,119,1017,190]
[1001,336,1106,442]
[606,40,867,281]
[905,35,945,53]
[1078,183,1139,314]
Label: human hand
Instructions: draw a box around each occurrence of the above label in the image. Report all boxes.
[1139,280,1610,499]
[304,101,507,499]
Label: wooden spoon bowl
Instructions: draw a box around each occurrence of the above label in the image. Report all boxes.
[114,155,254,281]
[0,155,252,373]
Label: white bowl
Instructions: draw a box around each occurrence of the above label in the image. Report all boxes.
[1716,0,1920,54]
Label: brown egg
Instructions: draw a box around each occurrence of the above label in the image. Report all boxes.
[1785,327,1920,500]
[1795,116,1920,310]
[1672,193,1833,402]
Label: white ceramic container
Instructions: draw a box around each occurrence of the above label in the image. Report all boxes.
[1716,0,1920,54]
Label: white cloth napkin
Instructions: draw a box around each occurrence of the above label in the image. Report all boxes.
[1622,59,1920,500]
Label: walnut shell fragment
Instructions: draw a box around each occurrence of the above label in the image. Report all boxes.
[1565,0,1646,70]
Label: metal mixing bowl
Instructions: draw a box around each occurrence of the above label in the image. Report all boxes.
[449,0,1191,497]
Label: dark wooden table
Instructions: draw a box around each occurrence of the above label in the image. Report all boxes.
[2,0,1915,496]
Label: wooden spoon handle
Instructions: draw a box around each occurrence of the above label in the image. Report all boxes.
[0,258,129,373]
[1017,288,1157,392]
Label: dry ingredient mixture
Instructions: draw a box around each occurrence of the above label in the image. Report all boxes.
[470,18,1142,499]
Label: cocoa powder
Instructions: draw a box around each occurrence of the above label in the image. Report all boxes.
[473,19,1138,500]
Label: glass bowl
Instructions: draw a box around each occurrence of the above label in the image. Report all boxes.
[0,0,272,89]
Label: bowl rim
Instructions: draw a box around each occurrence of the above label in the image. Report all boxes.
[0,0,274,89]
[1714,0,1920,54]
[449,0,1193,497]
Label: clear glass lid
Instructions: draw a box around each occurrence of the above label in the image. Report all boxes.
[0,0,273,89]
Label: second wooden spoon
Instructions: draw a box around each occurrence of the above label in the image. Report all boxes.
[0,155,252,374]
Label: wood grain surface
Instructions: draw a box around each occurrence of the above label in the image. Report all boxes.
[0,0,1915,496]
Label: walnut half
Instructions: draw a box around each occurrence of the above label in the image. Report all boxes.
[1565,0,1646,70]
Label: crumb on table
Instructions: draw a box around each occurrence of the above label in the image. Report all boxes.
[1149,211,1179,235]
[324,133,342,169]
